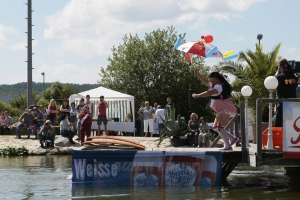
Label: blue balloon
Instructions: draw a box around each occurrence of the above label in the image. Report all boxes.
[173,37,182,49]
[206,46,217,58]
[223,54,238,61]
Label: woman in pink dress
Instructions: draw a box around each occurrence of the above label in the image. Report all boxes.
[192,70,238,151]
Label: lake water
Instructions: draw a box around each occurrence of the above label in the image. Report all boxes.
[0,155,299,200]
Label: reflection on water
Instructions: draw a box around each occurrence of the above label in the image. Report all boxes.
[1,156,300,199]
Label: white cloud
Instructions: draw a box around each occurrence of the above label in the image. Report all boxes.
[0,23,16,43]
[43,0,265,58]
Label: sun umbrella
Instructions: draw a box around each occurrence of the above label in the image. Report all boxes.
[174,36,238,63]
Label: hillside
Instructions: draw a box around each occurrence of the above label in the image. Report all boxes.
[0,82,100,95]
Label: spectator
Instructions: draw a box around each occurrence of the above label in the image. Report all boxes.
[97,95,108,135]
[33,107,44,139]
[198,117,211,147]
[137,102,145,137]
[69,102,77,135]
[155,105,165,136]
[76,98,85,140]
[28,99,40,110]
[138,101,155,137]
[39,105,48,122]
[48,99,58,125]
[165,96,175,119]
[60,98,70,118]
[38,120,55,148]
[0,111,7,135]
[153,103,159,137]
[4,111,13,133]
[16,109,34,139]
[85,95,94,115]
[79,105,93,145]
[187,113,200,147]
[60,113,75,144]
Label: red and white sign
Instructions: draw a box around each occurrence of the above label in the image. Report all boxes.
[283,101,300,159]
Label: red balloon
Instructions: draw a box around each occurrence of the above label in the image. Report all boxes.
[201,35,213,43]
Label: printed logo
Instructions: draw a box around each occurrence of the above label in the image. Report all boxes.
[290,116,300,148]
[165,163,196,186]
[134,173,158,186]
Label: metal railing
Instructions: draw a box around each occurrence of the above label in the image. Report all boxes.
[255,98,300,166]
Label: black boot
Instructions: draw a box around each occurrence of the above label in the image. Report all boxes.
[69,137,75,144]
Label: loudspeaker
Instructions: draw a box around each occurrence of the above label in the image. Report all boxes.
[188,89,197,104]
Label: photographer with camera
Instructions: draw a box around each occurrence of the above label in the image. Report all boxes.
[38,120,55,148]
[274,58,298,127]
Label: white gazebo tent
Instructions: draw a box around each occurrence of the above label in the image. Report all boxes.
[69,86,135,134]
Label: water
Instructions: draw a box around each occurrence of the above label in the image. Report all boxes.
[0,156,299,200]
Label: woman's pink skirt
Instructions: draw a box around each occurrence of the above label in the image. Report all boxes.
[210,99,237,117]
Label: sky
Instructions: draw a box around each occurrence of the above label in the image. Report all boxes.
[1,0,300,85]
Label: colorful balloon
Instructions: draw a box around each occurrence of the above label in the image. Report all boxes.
[206,46,217,58]
[173,37,182,49]
[185,53,191,63]
[223,54,238,61]
[201,35,213,43]
[223,51,234,57]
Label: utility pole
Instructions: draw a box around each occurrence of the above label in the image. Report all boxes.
[26,0,33,107]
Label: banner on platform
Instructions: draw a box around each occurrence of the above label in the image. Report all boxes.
[283,101,300,159]
[72,150,223,187]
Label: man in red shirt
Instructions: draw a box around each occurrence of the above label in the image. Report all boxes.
[97,95,108,135]
[79,105,93,145]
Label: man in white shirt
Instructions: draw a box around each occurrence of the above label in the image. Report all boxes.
[155,105,165,136]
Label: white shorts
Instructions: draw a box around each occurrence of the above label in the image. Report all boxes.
[144,119,154,132]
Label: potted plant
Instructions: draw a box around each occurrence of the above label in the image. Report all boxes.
[156,106,188,147]
[215,43,281,143]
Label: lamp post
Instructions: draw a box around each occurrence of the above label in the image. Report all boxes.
[264,76,278,149]
[241,86,253,146]
[41,72,45,91]
[257,34,263,45]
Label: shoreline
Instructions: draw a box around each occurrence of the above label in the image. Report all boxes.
[0,135,224,156]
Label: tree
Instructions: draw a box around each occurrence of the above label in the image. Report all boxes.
[214,43,281,121]
[42,81,81,104]
[99,26,215,121]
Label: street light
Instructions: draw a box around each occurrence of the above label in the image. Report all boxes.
[257,34,263,45]
[41,72,45,91]
[241,86,253,146]
[264,76,278,149]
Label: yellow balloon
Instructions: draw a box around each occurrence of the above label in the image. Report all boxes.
[223,51,234,57]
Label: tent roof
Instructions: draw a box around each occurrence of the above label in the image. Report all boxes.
[70,86,134,100]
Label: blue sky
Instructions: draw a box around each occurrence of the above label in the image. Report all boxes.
[0,0,299,85]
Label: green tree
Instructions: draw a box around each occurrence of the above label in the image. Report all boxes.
[214,43,281,121]
[99,26,215,121]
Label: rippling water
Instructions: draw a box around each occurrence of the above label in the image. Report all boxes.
[0,156,299,200]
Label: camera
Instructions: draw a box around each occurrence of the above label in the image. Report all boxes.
[288,60,300,76]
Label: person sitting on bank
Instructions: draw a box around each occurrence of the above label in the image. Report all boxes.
[38,120,55,148]
[16,109,34,139]
[60,113,75,144]
[0,111,7,135]
[198,117,211,147]
[4,111,13,134]
[187,113,200,147]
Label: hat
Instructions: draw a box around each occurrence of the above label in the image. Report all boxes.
[100,95,104,98]
[45,120,51,125]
